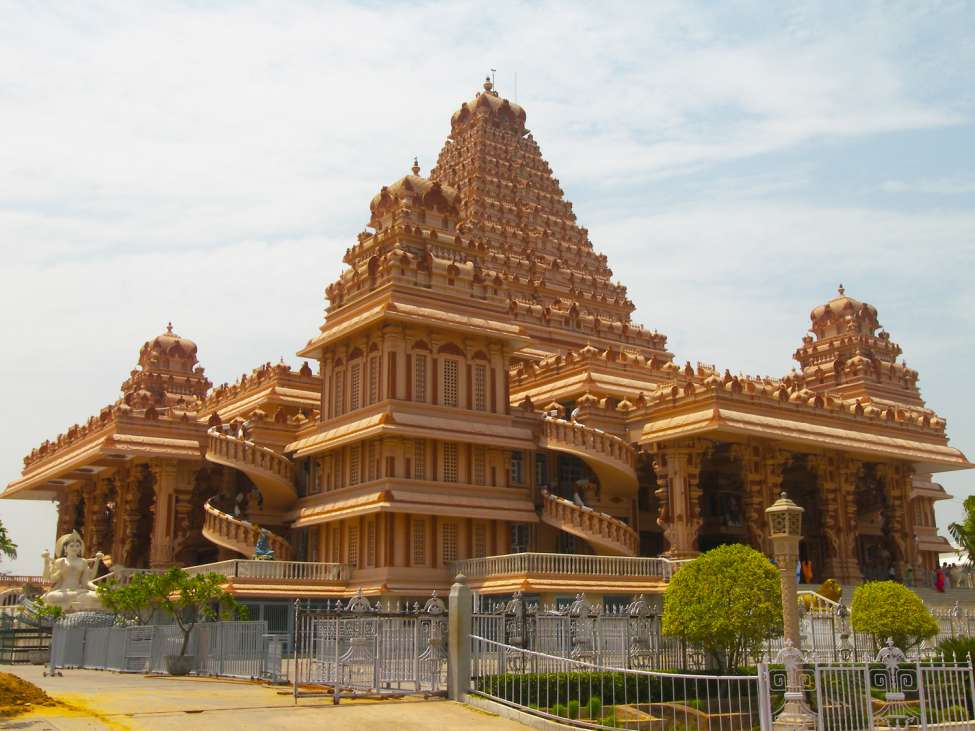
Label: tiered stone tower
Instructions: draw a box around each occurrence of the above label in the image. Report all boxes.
[430,78,671,361]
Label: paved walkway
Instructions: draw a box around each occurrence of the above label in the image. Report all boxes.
[2,666,527,730]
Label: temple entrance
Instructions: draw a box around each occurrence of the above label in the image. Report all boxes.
[854,464,900,581]
[782,456,826,584]
[697,445,747,553]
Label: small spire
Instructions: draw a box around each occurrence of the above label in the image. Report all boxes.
[483,75,495,94]
[411,156,420,176]
[837,283,845,296]
[166,322,173,334]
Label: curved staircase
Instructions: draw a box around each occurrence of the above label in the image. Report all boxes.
[540,489,638,557]
[538,418,638,496]
[205,429,297,509]
[202,498,295,561]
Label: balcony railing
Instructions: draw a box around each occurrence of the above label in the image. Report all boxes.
[206,429,296,508]
[203,498,295,561]
[183,559,352,582]
[450,552,691,581]
[541,489,639,557]
[541,417,637,470]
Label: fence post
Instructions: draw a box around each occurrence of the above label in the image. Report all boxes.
[447,573,471,701]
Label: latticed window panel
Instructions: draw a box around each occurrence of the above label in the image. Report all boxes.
[441,522,458,563]
[509,450,524,485]
[414,354,427,402]
[442,359,459,407]
[367,441,377,481]
[348,525,359,566]
[473,446,486,485]
[412,519,426,565]
[413,440,426,480]
[366,520,376,567]
[349,445,361,485]
[368,356,379,404]
[350,363,361,411]
[473,363,487,411]
[331,526,341,562]
[333,370,345,417]
[473,522,487,558]
[443,442,459,482]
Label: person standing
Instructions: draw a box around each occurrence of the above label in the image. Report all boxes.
[935,565,946,593]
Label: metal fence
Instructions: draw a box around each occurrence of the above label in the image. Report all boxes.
[291,590,448,701]
[51,620,285,681]
[470,635,764,731]
[473,592,975,671]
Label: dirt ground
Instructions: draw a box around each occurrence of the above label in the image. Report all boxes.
[0,665,528,730]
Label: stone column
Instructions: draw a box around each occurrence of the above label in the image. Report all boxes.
[807,454,845,581]
[651,441,706,558]
[447,574,472,701]
[87,477,113,556]
[836,457,863,584]
[876,462,915,578]
[148,459,179,568]
[732,443,768,553]
[56,485,82,540]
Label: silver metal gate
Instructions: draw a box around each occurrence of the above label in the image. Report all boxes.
[292,590,448,701]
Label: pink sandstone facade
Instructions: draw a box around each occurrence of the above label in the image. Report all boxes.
[4,80,969,606]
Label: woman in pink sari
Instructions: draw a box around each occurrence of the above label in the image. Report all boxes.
[935,566,946,592]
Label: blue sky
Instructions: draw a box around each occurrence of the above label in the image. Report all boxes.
[1,1,972,574]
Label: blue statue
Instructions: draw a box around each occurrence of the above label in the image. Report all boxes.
[254,528,275,560]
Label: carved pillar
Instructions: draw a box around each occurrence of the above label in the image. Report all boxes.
[651,440,706,558]
[109,468,130,564]
[808,454,845,582]
[86,476,113,557]
[836,457,863,584]
[56,485,83,540]
[732,443,769,554]
[876,462,915,578]
[148,459,179,568]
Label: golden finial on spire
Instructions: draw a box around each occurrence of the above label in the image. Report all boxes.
[838,283,845,296]
[166,322,174,334]
[411,157,420,176]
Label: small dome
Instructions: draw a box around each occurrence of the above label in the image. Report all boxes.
[450,77,527,135]
[810,285,878,322]
[369,172,460,220]
[144,323,198,359]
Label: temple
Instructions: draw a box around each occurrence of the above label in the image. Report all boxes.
[5,79,969,614]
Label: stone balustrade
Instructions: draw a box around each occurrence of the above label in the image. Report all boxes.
[183,559,352,582]
[541,489,639,556]
[207,430,295,484]
[451,552,690,581]
[542,417,636,469]
[202,498,295,561]
[0,574,49,587]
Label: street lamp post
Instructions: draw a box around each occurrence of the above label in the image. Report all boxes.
[766,491,816,731]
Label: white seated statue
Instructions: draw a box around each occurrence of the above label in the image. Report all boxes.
[40,531,105,613]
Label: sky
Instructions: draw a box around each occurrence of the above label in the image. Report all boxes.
[1,1,972,575]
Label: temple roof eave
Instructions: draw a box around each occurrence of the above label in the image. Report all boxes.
[286,408,536,458]
[637,406,971,473]
[3,419,206,500]
[298,301,530,359]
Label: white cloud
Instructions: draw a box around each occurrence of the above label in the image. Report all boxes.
[1,1,973,574]
[881,178,975,195]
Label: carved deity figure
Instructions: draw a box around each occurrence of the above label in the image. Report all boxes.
[40,530,105,612]
[253,528,274,560]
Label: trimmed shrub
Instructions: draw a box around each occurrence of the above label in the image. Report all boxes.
[567,699,580,719]
[936,636,975,661]
[475,670,758,707]
[587,696,603,719]
[850,581,938,651]
[662,544,782,672]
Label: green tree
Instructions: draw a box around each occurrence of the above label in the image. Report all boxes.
[662,543,782,672]
[96,568,244,656]
[947,495,975,565]
[851,581,938,651]
[95,572,166,625]
[155,568,245,656]
[0,518,17,561]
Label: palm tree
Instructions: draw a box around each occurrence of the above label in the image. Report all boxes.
[947,495,975,566]
[0,519,17,561]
